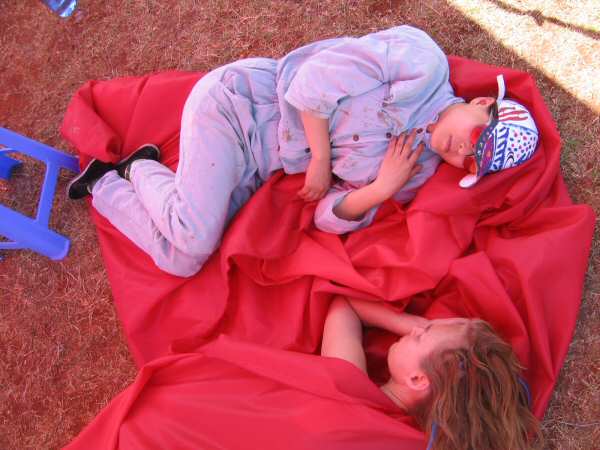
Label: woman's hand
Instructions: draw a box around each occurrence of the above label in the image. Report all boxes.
[298,157,332,201]
[346,297,431,336]
[400,313,430,334]
[373,131,423,199]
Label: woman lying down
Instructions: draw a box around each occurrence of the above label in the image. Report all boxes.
[321,296,540,450]
[63,296,542,450]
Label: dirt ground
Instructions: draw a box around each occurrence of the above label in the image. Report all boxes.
[1,1,598,449]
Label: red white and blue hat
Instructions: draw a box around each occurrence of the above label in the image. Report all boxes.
[459,75,539,188]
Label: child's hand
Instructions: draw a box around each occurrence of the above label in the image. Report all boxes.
[298,157,332,202]
[373,131,423,199]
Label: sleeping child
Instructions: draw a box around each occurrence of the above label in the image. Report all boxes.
[67,25,539,277]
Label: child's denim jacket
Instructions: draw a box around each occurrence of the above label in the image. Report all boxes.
[276,25,463,233]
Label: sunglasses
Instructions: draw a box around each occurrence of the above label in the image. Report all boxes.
[463,102,499,174]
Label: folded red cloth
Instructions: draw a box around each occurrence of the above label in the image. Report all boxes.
[61,57,595,449]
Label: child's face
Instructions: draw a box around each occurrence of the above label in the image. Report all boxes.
[428,98,496,169]
[387,318,469,387]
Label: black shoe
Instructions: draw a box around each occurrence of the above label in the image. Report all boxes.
[67,158,116,200]
[116,144,160,180]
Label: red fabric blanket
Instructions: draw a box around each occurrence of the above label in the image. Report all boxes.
[61,57,595,449]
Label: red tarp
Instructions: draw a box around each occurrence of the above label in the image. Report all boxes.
[61,57,595,449]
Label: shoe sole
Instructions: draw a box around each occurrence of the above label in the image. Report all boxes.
[66,157,101,200]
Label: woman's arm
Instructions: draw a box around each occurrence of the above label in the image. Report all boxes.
[321,296,429,371]
[321,296,367,372]
[298,111,332,201]
[347,297,429,336]
[333,132,423,221]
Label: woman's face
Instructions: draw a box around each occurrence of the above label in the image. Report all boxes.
[428,98,495,169]
[387,318,470,384]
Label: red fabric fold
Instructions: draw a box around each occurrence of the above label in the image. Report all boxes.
[61,56,595,449]
[66,336,426,450]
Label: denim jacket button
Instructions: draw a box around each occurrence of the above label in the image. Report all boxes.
[352,134,359,141]
[386,132,392,138]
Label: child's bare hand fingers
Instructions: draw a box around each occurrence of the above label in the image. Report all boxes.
[400,130,418,155]
[409,142,425,162]
[298,185,311,199]
[391,133,409,158]
[386,135,400,155]
[301,186,325,202]
[410,164,422,178]
[308,191,323,202]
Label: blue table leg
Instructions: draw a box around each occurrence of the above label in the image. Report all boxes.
[0,204,71,260]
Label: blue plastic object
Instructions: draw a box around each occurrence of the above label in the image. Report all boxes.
[40,0,78,18]
[0,127,80,260]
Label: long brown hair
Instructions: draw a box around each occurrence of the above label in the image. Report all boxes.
[414,319,540,450]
